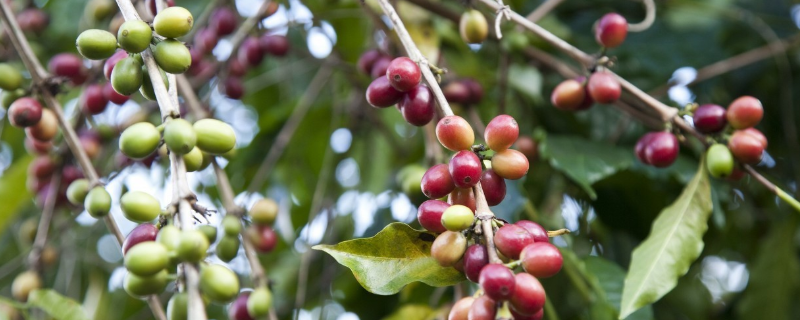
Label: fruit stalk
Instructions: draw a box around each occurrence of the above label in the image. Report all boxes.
[626,0,656,32]
[27,171,60,271]
[473,182,503,264]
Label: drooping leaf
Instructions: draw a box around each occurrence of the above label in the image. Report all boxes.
[0,155,33,233]
[313,223,465,295]
[619,159,711,318]
[381,304,435,320]
[585,256,654,320]
[508,65,543,101]
[27,290,90,320]
[540,135,635,199]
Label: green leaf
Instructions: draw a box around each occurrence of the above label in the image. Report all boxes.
[27,290,89,320]
[508,65,542,101]
[381,304,435,320]
[585,257,653,320]
[313,223,465,295]
[0,155,33,233]
[619,159,712,318]
[540,135,635,199]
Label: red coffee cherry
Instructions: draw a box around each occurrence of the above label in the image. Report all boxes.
[224,77,245,100]
[726,96,763,129]
[485,115,519,152]
[515,220,548,243]
[551,79,586,111]
[509,273,546,316]
[587,72,621,104]
[511,308,543,320]
[82,84,109,115]
[122,223,159,255]
[573,76,595,110]
[491,149,529,180]
[448,187,476,212]
[448,297,475,320]
[228,292,254,320]
[104,50,128,80]
[17,8,49,34]
[366,77,403,108]
[462,78,484,104]
[49,53,86,84]
[692,104,727,133]
[357,49,383,74]
[464,244,489,283]
[194,28,219,54]
[494,224,534,260]
[145,0,175,16]
[248,225,278,253]
[728,130,764,164]
[239,37,265,66]
[514,136,538,162]
[260,35,289,57]
[386,57,421,92]
[436,115,475,151]
[400,85,435,126]
[26,137,52,155]
[29,155,54,179]
[103,82,130,105]
[520,242,563,278]
[9,97,43,127]
[479,169,506,206]
[634,132,656,165]
[417,200,450,233]
[210,8,237,36]
[479,263,516,301]
[421,164,456,199]
[741,128,767,148]
[449,150,482,189]
[643,132,679,168]
[229,58,247,77]
[370,56,392,79]
[443,81,471,104]
[468,295,496,320]
[595,13,628,48]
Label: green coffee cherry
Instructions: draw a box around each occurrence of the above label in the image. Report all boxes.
[166,292,188,320]
[216,235,240,262]
[249,198,278,226]
[153,39,191,74]
[177,230,209,263]
[119,122,160,159]
[459,9,488,44]
[197,225,217,244]
[76,29,117,60]
[199,264,239,303]
[0,63,23,91]
[117,20,152,53]
[11,271,41,302]
[124,269,168,297]
[85,187,111,218]
[183,147,204,172]
[247,287,272,317]
[441,205,474,231]
[222,215,242,236]
[66,178,90,205]
[706,143,734,178]
[153,7,193,38]
[120,191,161,222]
[124,241,169,276]
[164,119,196,155]
[1,88,25,109]
[193,119,236,154]
[111,57,144,95]
[140,66,169,101]
[157,225,181,254]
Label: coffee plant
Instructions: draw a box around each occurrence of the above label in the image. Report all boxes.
[0,0,799,319]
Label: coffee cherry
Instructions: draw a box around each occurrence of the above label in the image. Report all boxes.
[217,235,241,262]
[551,79,587,111]
[643,132,679,168]
[103,82,130,105]
[250,198,279,226]
[124,269,168,297]
[2,88,24,109]
[449,151,482,188]
[167,292,189,320]
[692,104,727,133]
[358,50,383,74]
[443,81,471,104]
[726,96,762,129]
[66,178,90,205]
[400,85,436,126]
[468,295,496,320]
[515,221,548,243]
[224,77,245,99]
[436,116,475,151]
[11,271,41,302]
[183,147,204,172]
[366,76,403,108]
[485,115,519,152]
[431,231,467,267]
[120,191,161,222]
[153,7,193,39]
[479,263,515,301]
[491,149,529,180]
[194,28,218,54]
[587,72,621,104]
[85,187,111,218]
[229,293,254,320]
[76,29,117,60]
[124,241,169,276]
[0,63,22,91]
[417,200,450,233]
[118,20,153,53]
[634,133,655,165]
[248,225,278,253]
[222,214,243,236]
[494,224,534,259]
[123,223,158,255]
[509,273,546,316]
[163,119,196,155]
[728,130,764,164]
[462,79,484,104]
[261,34,289,56]
[386,57,421,92]
[459,9,488,44]
[200,264,240,303]
[370,56,392,79]
[741,128,768,148]
[441,205,474,231]
[514,136,538,162]
[29,156,54,180]
[195,225,217,244]
[104,50,128,80]
[177,229,210,262]
[705,144,734,178]
[421,164,456,199]
[49,53,86,84]
[595,13,628,48]
[140,65,170,100]
[520,242,562,278]
[157,225,181,254]
[111,57,144,95]
[154,39,192,74]
[82,84,109,115]
[480,169,506,206]
[17,8,49,34]
[26,108,58,141]
[9,97,43,128]
[247,287,273,317]
[211,8,237,36]
[464,244,489,283]
[239,37,265,66]
[193,119,236,154]
[448,297,475,320]
[146,0,175,16]
[119,122,160,159]
[448,187,476,212]
[80,133,101,159]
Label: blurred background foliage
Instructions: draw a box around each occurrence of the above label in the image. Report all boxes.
[1,0,799,319]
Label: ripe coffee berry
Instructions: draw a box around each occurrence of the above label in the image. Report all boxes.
[485,115,519,151]
[436,116,475,151]
[643,132,679,168]
[462,79,484,103]
[551,79,587,111]
[386,57,421,92]
[122,223,158,255]
[210,8,237,36]
[248,225,278,253]
[228,293,254,320]
[239,37,265,66]
[9,97,43,128]
[706,144,734,178]
[520,242,563,278]
[509,273,546,316]
[692,104,727,133]
[417,200,450,233]
[464,244,489,283]
[17,8,49,34]
[146,0,175,16]
[82,84,109,115]
[514,136,538,162]
[448,187,476,212]
[479,263,516,301]
[448,297,475,320]
[366,77,403,108]
[728,130,764,164]
[480,169,506,206]
[587,72,621,104]
[742,128,768,148]
[48,53,86,84]
[727,96,763,129]
[511,308,543,320]
[516,220,548,243]
[261,34,289,56]
[634,132,656,164]
[595,13,628,48]
[194,28,219,54]
[491,149,529,180]
[494,224,535,259]
[441,205,474,231]
[224,77,245,99]
[449,150,482,188]
[443,81,471,104]
[431,231,467,267]
[421,164,456,199]
[104,50,128,80]
[357,49,383,74]
[468,295,496,320]
[370,56,392,79]
[400,85,435,126]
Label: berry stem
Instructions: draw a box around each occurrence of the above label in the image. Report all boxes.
[626,0,656,32]
[547,229,570,237]
[473,182,502,264]
[27,171,60,271]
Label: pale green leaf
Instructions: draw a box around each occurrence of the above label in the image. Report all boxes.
[313,223,465,295]
[619,159,712,318]
[27,290,89,320]
[0,155,33,233]
[508,65,542,101]
[381,304,434,320]
[585,257,653,320]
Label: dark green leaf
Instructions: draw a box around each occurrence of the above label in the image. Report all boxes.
[27,290,89,320]
[585,257,653,320]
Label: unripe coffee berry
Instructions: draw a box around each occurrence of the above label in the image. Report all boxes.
[164,119,197,155]
[76,29,117,60]
[197,225,218,244]
[193,119,236,154]
[200,264,240,303]
[118,20,153,53]
[124,241,169,276]
[479,263,516,301]
[247,287,273,317]
[595,13,628,48]
[66,178,90,205]
[491,149,529,180]
[121,191,161,222]
[26,109,58,141]
[153,7,194,39]
[726,96,763,129]
[431,231,467,267]
[386,57,421,92]
[551,79,587,111]
[177,229,210,262]
[167,293,189,320]
[250,198,279,225]
[183,147,205,172]
[157,225,181,254]
[12,271,41,302]
[120,122,161,159]
[441,205,474,231]
[0,63,22,91]
[85,186,112,218]
[459,9,488,44]
[706,144,734,178]
[111,57,144,96]
[216,235,241,262]
[485,115,519,152]
[222,215,242,236]
[124,270,168,297]
[154,39,192,74]
[436,116,475,151]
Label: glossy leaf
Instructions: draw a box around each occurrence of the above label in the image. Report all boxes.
[585,256,653,320]
[313,223,465,295]
[27,290,90,320]
[619,159,711,318]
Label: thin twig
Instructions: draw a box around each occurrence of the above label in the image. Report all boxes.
[474,183,501,264]
[525,0,565,22]
[28,171,61,271]
[626,0,656,32]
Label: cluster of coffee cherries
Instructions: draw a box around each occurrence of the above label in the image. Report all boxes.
[459,9,488,44]
[364,54,437,126]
